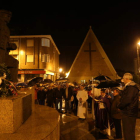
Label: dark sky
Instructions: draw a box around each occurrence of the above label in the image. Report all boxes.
[1,1,140,73]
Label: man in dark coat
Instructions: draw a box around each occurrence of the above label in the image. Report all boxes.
[46,85,54,108]
[63,83,74,113]
[37,87,46,105]
[54,85,63,112]
[118,73,139,140]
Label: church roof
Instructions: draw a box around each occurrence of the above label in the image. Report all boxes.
[68,26,120,80]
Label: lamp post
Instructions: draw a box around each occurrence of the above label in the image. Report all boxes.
[137,42,140,73]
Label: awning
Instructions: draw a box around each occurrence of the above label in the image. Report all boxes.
[18,70,46,74]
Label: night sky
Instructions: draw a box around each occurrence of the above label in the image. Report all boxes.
[1,1,140,74]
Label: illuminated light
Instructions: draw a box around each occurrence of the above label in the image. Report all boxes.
[138,42,140,46]
[20,50,24,55]
[59,68,63,72]
[45,71,54,75]
[65,72,70,78]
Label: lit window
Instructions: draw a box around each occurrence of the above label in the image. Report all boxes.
[41,54,50,62]
[81,80,85,83]
[27,39,34,47]
[41,38,50,47]
[47,54,50,62]
[27,55,34,62]
[41,54,46,62]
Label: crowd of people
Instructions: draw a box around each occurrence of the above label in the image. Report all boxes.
[34,73,140,140]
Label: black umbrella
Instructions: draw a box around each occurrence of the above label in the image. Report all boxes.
[94,75,112,81]
[16,82,28,88]
[28,77,43,86]
[40,79,53,84]
[55,78,69,82]
[96,80,120,89]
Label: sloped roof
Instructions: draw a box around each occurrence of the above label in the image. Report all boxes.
[68,26,119,79]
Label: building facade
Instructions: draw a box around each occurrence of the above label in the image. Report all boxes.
[9,35,60,82]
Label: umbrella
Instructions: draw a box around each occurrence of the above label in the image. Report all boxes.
[94,75,112,81]
[96,80,120,89]
[16,82,28,88]
[41,79,53,83]
[27,77,43,86]
[55,78,69,82]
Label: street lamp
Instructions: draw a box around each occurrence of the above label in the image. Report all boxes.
[59,68,63,73]
[137,42,140,73]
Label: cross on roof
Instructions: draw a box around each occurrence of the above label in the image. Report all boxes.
[84,43,96,70]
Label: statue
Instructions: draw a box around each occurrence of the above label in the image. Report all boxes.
[0,9,18,82]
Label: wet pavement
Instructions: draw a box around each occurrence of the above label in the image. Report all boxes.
[59,109,140,140]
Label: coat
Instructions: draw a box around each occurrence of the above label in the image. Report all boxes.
[46,89,54,103]
[94,94,114,130]
[37,90,46,101]
[111,95,122,119]
[54,88,63,99]
[63,86,74,100]
[118,81,139,117]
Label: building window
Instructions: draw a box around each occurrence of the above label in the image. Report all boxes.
[47,54,50,62]
[81,80,85,84]
[26,55,34,62]
[41,54,50,62]
[41,38,50,47]
[27,39,34,47]
[41,54,46,62]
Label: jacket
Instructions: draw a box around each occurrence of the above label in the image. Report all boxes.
[63,86,74,100]
[54,88,63,99]
[118,81,139,117]
[111,95,122,119]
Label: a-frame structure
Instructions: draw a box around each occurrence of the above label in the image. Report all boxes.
[67,27,119,83]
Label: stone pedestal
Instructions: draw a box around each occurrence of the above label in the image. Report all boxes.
[0,88,34,133]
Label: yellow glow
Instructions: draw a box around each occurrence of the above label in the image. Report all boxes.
[65,72,70,78]
[20,50,24,55]
[59,68,63,72]
[45,70,54,75]
[138,41,140,46]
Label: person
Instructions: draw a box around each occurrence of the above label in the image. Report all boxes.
[92,82,101,98]
[76,85,88,119]
[54,84,63,112]
[118,73,139,140]
[34,84,39,104]
[105,88,114,99]
[90,82,101,119]
[72,85,79,115]
[110,88,122,139]
[87,86,92,110]
[94,88,113,136]
[46,85,54,108]
[63,83,74,113]
[37,86,46,105]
